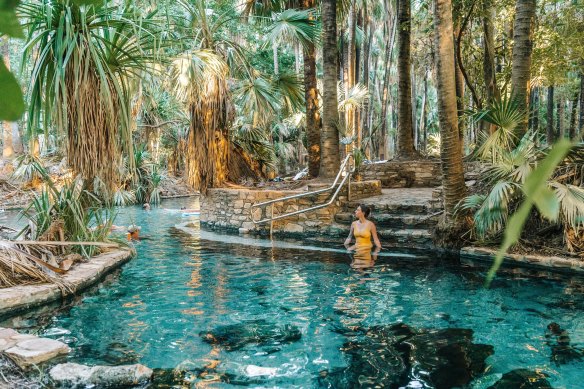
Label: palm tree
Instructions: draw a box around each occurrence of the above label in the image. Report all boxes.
[302,1,321,178]
[173,50,232,194]
[433,0,466,217]
[19,0,161,188]
[320,0,341,177]
[264,7,320,176]
[396,0,416,158]
[510,0,536,139]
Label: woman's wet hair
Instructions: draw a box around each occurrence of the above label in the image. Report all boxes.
[359,204,371,218]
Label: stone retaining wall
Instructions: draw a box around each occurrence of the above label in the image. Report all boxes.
[360,161,442,188]
[0,249,134,317]
[200,180,381,237]
[360,160,486,188]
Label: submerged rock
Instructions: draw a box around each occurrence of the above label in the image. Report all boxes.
[50,362,153,388]
[486,369,553,389]
[320,323,494,389]
[200,319,301,351]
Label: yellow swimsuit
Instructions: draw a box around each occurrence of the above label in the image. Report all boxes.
[353,222,373,248]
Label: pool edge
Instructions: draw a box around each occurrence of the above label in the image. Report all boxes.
[0,249,134,318]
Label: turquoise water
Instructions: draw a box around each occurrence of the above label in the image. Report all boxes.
[2,199,583,388]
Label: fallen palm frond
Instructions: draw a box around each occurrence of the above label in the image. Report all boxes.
[0,240,73,293]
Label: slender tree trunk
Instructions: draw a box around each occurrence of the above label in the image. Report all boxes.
[411,69,418,148]
[557,100,564,139]
[482,0,498,135]
[362,7,373,157]
[454,28,465,145]
[347,0,357,147]
[532,87,539,134]
[510,0,536,139]
[569,95,578,140]
[419,69,428,151]
[303,0,320,177]
[320,0,341,177]
[396,0,416,158]
[546,86,555,144]
[483,0,499,103]
[380,14,396,159]
[578,72,584,138]
[434,0,467,218]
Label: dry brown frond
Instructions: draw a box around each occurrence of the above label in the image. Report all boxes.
[186,75,233,194]
[0,240,73,294]
[65,46,120,188]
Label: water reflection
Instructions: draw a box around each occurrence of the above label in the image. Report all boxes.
[347,246,380,270]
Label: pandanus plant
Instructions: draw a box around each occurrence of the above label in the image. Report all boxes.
[19,0,163,189]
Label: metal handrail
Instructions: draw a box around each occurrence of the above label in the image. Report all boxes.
[251,154,354,224]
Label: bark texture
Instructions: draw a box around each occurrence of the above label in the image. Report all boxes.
[434,0,467,217]
[546,86,555,144]
[303,0,320,177]
[510,0,536,139]
[320,0,341,177]
[396,0,416,158]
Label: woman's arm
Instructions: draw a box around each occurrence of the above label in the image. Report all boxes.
[371,223,381,248]
[344,222,354,246]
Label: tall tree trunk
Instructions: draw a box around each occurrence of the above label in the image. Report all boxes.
[362,7,373,156]
[419,68,428,151]
[546,86,555,144]
[396,0,416,158]
[320,0,341,177]
[482,0,499,103]
[434,0,467,218]
[304,0,320,178]
[578,72,584,138]
[557,100,564,139]
[347,0,357,147]
[532,87,539,134]
[569,95,578,140]
[411,68,418,148]
[380,13,396,159]
[454,25,465,146]
[482,0,498,135]
[510,0,536,139]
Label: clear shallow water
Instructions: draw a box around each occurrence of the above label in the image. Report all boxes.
[1,198,583,388]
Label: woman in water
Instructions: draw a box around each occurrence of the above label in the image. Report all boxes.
[344,205,381,268]
[344,204,382,249]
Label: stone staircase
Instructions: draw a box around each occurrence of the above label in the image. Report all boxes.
[333,188,443,248]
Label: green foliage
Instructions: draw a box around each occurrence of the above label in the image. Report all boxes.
[486,140,573,286]
[19,167,117,257]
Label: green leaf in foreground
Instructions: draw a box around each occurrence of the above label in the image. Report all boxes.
[0,0,24,38]
[0,58,25,120]
[485,139,573,287]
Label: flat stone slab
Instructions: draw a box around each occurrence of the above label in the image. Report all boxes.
[50,362,153,388]
[0,249,134,317]
[0,328,70,369]
[461,246,584,273]
[5,337,70,369]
